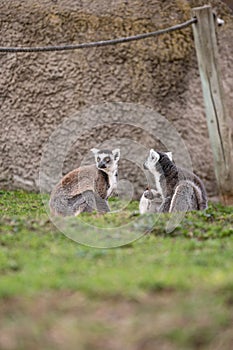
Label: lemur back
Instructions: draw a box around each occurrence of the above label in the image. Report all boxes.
[49,148,120,216]
[143,150,208,213]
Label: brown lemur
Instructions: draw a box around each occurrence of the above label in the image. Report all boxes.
[143,149,208,213]
[49,148,120,216]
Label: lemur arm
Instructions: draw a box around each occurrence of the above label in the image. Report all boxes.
[158,196,172,213]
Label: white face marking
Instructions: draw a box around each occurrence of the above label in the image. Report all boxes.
[144,149,160,173]
[91,148,120,174]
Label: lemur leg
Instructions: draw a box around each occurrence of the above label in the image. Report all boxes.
[72,191,110,215]
[72,190,97,215]
[158,196,171,213]
[169,183,197,213]
[50,196,74,216]
[93,193,110,213]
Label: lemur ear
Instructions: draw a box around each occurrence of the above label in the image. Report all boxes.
[150,149,160,162]
[166,152,173,161]
[112,148,120,162]
[91,148,99,155]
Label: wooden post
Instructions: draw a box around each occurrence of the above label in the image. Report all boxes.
[192,5,233,205]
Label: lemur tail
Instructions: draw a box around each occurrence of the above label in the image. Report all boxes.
[169,180,207,213]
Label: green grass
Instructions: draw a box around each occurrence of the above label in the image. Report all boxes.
[0,190,233,350]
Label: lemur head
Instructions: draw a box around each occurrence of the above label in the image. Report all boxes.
[91,148,120,173]
[143,188,161,201]
[143,149,173,174]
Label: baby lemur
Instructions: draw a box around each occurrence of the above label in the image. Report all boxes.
[49,148,120,216]
[143,149,208,213]
[139,188,162,214]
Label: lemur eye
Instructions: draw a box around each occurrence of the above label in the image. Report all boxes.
[105,157,110,163]
[97,157,100,162]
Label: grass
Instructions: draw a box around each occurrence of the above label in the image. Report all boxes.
[0,190,233,349]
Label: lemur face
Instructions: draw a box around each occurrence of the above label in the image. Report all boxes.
[143,149,172,173]
[143,188,162,201]
[144,189,156,200]
[91,148,120,173]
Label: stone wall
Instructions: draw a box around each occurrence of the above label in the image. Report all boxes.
[0,0,232,199]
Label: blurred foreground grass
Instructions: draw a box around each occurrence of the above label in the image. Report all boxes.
[0,190,233,350]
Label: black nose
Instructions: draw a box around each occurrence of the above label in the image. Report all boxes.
[98,161,106,169]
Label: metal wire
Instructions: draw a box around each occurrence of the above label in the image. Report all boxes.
[0,18,197,53]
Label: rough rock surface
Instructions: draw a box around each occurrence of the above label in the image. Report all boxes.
[0,0,232,199]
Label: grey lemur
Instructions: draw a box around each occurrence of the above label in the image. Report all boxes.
[49,148,120,216]
[139,188,162,214]
[143,149,208,213]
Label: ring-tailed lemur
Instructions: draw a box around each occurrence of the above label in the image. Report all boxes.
[143,149,208,213]
[49,148,120,216]
[139,187,162,214]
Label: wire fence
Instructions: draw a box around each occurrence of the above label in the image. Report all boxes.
[0,18,197,53]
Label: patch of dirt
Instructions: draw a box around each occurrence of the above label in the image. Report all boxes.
[0,290,232,350]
